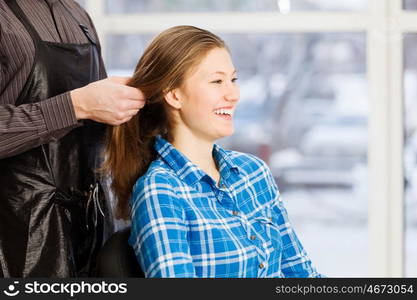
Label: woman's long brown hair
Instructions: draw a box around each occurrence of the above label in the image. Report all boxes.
[103,26,226,219]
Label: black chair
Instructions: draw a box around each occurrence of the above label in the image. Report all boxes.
[95,227,145,277]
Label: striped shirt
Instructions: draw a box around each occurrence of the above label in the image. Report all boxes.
[0,0,106,159]
[129,136,322,278]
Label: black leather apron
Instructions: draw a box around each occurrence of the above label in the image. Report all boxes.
[0,0,113,277]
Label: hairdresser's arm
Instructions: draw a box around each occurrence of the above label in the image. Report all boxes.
[129,173,197,278]
[70,76,145,126]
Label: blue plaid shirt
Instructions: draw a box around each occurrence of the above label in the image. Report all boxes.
[129,136,322,278]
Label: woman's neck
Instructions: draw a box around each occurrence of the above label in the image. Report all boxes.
[171,130,220,184]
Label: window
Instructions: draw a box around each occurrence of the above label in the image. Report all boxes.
[404,33,417,277]
[404,0,417,10]
[105,0,368,14]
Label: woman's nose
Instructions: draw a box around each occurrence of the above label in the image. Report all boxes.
[225,85,240,102]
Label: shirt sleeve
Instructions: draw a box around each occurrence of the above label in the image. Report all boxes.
[129,172,197,278]
[264,163,324,278]
[0,92,79,159]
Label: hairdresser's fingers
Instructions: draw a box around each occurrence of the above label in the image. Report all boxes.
[127,109,140,117]
[120,86,146,101]
[108,76,131,85]
[121,99,145,110]
[106,76,145,101]
[116,115,135,125]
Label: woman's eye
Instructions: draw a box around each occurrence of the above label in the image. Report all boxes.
[211,78,238,84]
[211,79,223,84]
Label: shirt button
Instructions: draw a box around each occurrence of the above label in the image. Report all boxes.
[220,183,227,189]
[232,210,239,216]
[250,235,256,240]
[259,263,265,269]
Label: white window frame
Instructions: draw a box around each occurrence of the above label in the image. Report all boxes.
[84,0,415,277]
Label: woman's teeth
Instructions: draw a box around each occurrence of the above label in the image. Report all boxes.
[214,109,233,116]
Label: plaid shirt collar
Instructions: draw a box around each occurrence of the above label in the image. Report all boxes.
[154,136,240,186]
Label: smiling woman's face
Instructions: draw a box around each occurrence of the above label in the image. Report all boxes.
[169,47,240,143]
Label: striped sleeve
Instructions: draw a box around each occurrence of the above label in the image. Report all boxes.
[0,93,79,159]
[39,92,78,132]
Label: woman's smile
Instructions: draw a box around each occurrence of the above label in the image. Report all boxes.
[213,106,234,121]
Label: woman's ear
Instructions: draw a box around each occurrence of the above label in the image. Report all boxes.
[164,89,182,109]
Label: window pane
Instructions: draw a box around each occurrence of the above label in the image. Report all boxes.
[105,0,368,14]
[106,34,153,74]
[404,0,417,10]
[404,33,417,277]
[106,31,369,277]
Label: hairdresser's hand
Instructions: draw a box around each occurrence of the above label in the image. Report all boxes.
[70,76,145,125]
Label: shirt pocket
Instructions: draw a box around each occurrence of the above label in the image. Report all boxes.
[252,206,283,251]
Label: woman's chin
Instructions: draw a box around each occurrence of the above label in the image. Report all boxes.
[215,128,234,140]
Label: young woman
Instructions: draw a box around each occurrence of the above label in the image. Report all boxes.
[104,25,322,278]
